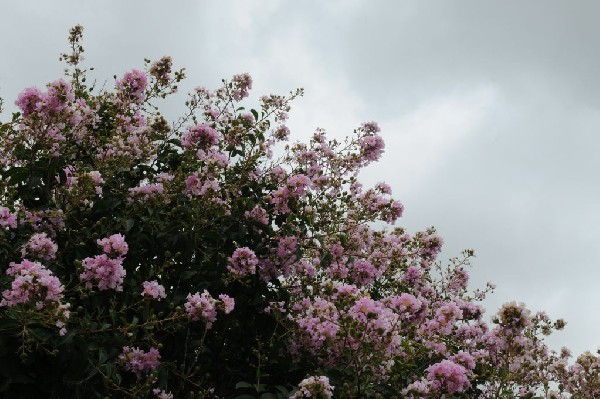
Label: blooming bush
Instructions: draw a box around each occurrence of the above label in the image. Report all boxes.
[0,25,598,398]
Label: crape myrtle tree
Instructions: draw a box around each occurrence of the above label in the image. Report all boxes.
[0,25,598,399]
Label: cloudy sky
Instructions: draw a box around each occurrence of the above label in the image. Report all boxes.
[2,1,599,356]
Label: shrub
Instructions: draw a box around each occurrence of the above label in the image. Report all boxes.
[0,25,594,399]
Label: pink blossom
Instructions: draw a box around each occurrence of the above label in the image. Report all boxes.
[15,86,44,117]
[184,173,220,197]
[240,112,255,125]
[116,69,148,102]
[96,234,128,256]
[359,134,385,162]
[80,254,126,291]
[182,123,218,149]
[0,207,17,229]
[196,148,229,167]
[385,293,423,317]
[118,346,160,378]
[227,247,258,277]
[218,294,235,314]
[450,351,476,371]
[185,290,218,328]
[1,260,64,309]
[276,236,298,261]
[54,302,71,336]
[231,73,252,101]
[426,359,471,394]
[141,280,166,300]
[244,205,269,225]
[152,389,173,399]
[128,183,165,203]
[496,301,532,332]
[375,181,392,194]
[348,259,380,285]
[362,121,381,133]
[291,375,334,399]
[293,298,340,349]
[87,170,105,195]
[273,125,290,141]
[148,56,173,86]
[21,232,58,261]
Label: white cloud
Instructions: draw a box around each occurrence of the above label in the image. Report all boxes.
[243,24,367,141]
[368,85,498,193]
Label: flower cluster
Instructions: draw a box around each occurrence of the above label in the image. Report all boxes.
[1,260,64,309]
[231,72,252,101]
[0,206,17,229]
[184,290,234,329]
[118,346,161,378]
[404,360,471,396]
[116,69,148,103]
[80,255,126,291]
[290,376,334,399]
[21,232,58,261]
[182,123,219,149]
[227,247,258,277]
[80,234,128,291]
[96,233,129,257]
[128,183,166,203]
[152,388,174,399]
[141,280,167,300]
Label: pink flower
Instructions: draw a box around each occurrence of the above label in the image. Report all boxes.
[142,280,166,300]
[21,232,58,261]
[359,134,385,162]
[118,346,161,378]
[496,301,532,332]
[152,389,173,399]
[80,254,126,291]
[184,173,220,197]
[273,125,290,141]
[244,205,269,225]
[0,207,17,229]
[15,86,44,117]
[231,73,252,101]
[1,260,64,308]
[97,233,128,256]
[375,181,392,194]
[185,290,218,328]
[348,259,380,285]
[182,123,219,149]
[292,298,340,349]
[227,247,259,277]
[87,171,105,195]
[362,121,381,133]
[218,294,235,314]
[291,376,334,399]
[128,183,165,203]
[116,69,148,102]
[426,360,471,394]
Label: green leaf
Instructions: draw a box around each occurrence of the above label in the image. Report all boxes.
[125,218,135,232]
[181,271,197,280]
[98,348,108,365]
[0,378,10,392]
[235,381,254,389]
[274,385,289,395]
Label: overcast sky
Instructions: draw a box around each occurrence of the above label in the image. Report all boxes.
[2,1,599,356]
